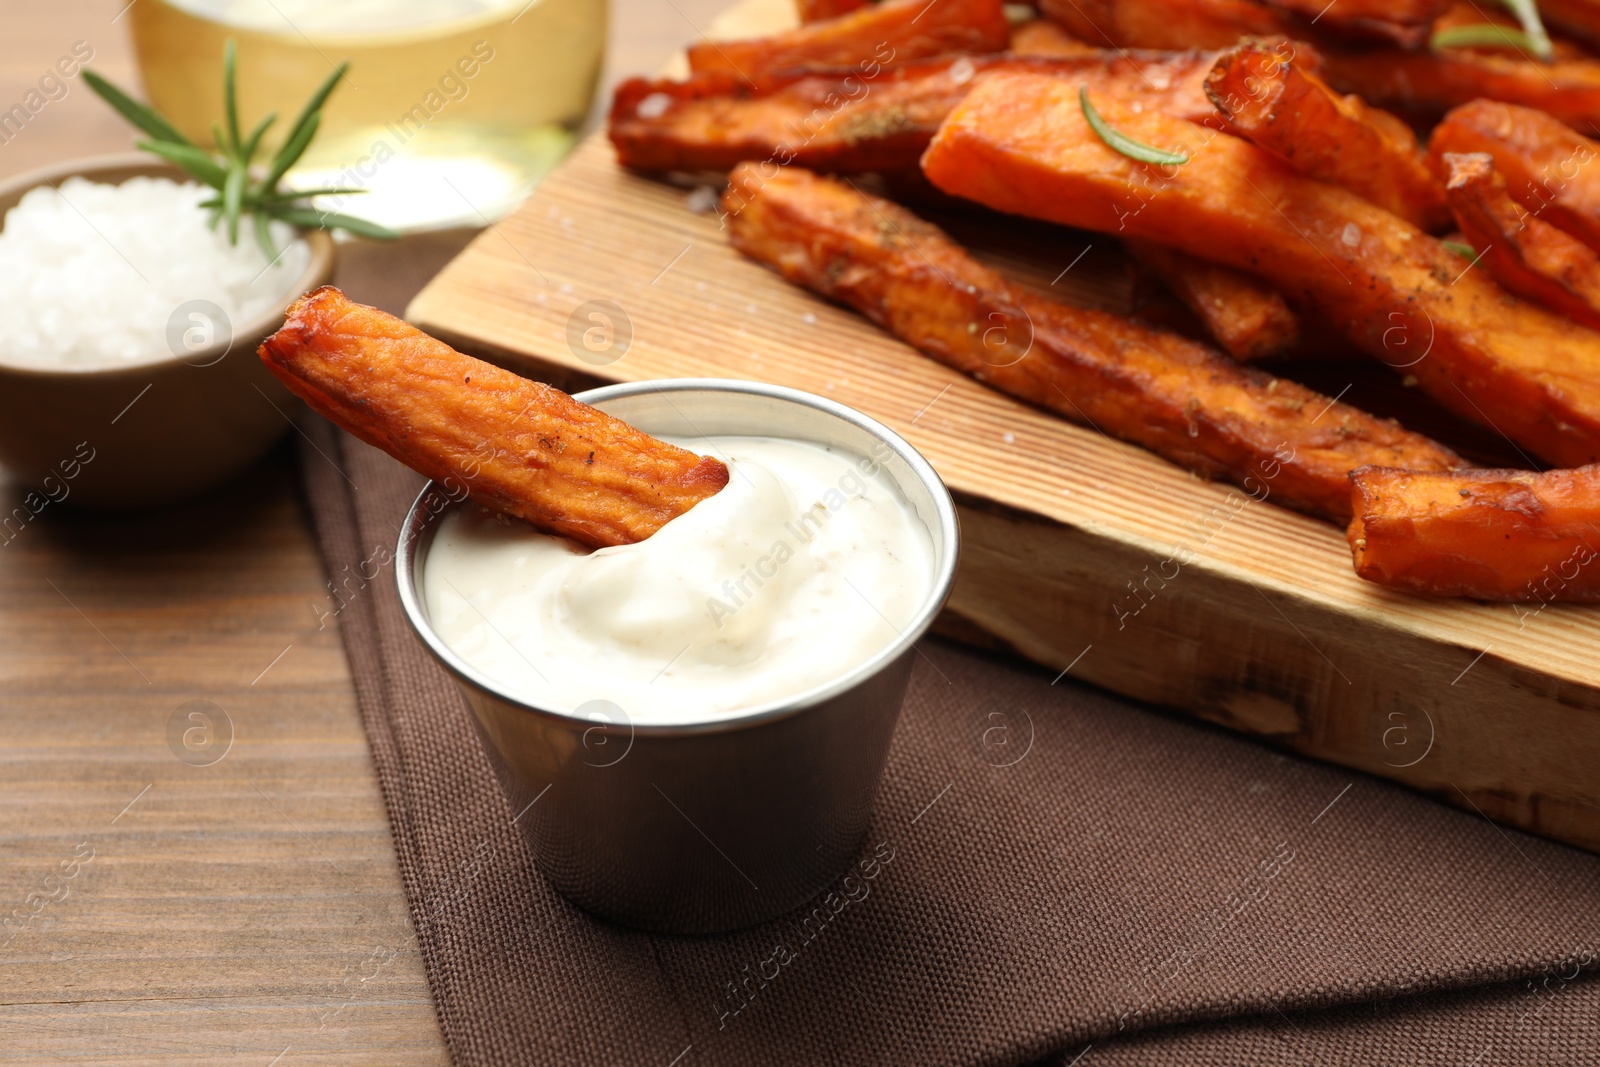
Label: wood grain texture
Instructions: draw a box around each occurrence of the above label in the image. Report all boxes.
[0,457,448,1066]
[0,6,438,1062]
[0,0,729,1062]
[407,66,1600,851]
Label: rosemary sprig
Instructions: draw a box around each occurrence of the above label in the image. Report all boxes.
[83,39,397,258]
[1497,0,1553,60]
[1079,85,1189,167]
[1430,23,1541,54]
[1431,0,1552,60]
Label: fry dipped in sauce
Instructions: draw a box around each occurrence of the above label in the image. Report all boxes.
[259,286,727,549]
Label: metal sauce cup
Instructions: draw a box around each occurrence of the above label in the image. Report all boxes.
[395,379,960,933]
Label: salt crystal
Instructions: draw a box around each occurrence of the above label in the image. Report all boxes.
[685,186,720,214]
[636,93,673,119]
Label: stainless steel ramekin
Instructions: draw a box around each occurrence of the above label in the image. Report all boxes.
[395,378,959,933]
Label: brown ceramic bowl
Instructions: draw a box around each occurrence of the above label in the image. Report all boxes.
[0,154,335,510]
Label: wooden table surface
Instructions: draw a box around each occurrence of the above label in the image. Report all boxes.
[0,2,724,1062]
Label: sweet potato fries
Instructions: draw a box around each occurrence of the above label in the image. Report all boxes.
[1264,0,1449,46]
[921,72,1600,469]
[1319,38,1600,131]
[600,0,1600,600]
[685,0,1009,80]
[1443,153,1600,331]
[260,288,728,549]
[611,59,983,175]
[725,165,1459,522]
[1037,0,1291,50]
[1543,0,1600,51]
[1429,99,1600,255]
[1205,39,1448,231]
[795,0,867,22]
[1124,240,1300,360]
[1009,19,1096,57]
[610,51,1220,175]
[1041,0,1441,51]
[1348,465,1600,601]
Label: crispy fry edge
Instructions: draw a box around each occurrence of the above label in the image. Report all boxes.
[259,286,729,549]
[1348,464,1600,601]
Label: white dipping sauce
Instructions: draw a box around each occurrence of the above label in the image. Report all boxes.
[423,435,934,718]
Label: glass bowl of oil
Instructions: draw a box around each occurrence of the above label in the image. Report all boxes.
[129,0,605,232]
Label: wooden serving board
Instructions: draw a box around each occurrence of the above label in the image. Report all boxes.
[406,3,1600,853]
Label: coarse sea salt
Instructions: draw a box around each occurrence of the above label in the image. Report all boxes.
[0,176,309,364]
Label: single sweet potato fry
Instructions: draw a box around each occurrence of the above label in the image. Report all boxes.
[1206,39,1449,231]
[1039,0,1292,50]
[1010,19,1097,56]
[1261,0,1450,46]
[1348,465,1600,601]
[1541,0,1600,50]
[1262,0,1447,21]
[1429,99,1600,256]
[1321,50,1600,132]
[796,0,870,23]
[920,71,1600,468]
[1443,152,1600,331]
[724,165,1460,523]
[610,51,1220,174]
[1124,239,1300,360]
[610,60,976,174]
[259,287,728,549]
[1319,4,1600,132]
[1044,0,1442,49]
[686,0,1009,80]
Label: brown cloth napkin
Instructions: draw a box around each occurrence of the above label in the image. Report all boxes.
[306,245,1600,1065]
[298,418,1599,1067]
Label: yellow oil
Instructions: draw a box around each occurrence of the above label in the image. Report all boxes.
[129,0,606,231]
